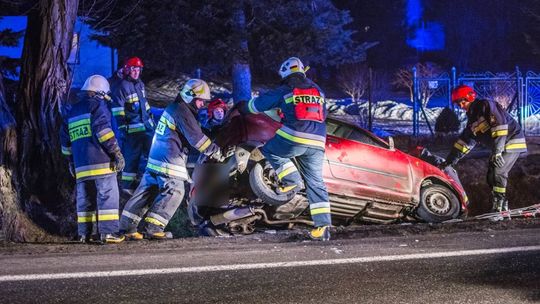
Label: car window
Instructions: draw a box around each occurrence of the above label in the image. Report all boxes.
[326,120,388,149]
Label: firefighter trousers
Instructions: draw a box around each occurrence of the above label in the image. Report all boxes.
[120,130,153,191]
[76,174,120,236]
[487,152,520,199]
[120,171,185,234]
[261,137,331,227]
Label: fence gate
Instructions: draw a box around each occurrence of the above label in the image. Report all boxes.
[412,67,452,136]
[525,71,540,135]
[412,66,540,136]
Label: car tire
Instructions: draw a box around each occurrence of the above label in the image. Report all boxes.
[417,184,460,223]
[249,161,294,206]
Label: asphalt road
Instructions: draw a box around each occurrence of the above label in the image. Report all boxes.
[0,222,539,303]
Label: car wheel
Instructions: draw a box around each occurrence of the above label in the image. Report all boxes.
[417,184,460,223]
[249,161,294,206]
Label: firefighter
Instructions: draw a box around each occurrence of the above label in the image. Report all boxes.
[111,57,155,194]
[119,79,226,240]
[441,85,527,213]
[244,57,332,241]
[60,75,125,244]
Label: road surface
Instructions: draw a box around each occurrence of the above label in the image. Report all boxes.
[0,220,539,303]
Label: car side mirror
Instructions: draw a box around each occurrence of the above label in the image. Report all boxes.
[388,136,395,151]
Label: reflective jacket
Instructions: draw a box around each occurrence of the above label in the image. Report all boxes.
[448,99,527,163]
[110,77,155,135]
[248,75,327,150]
[60,92,121,181]
[147,99,219,180]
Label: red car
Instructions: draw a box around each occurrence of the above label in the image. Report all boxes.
[193,111,468,229]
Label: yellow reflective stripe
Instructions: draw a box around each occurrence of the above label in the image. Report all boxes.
[76,167,115,179]
[160,115,176,130]
[248,98,259,114]
[68,118,91,129]
[98,214,119,221]
[491,130,508,138]
[112,107,125,116]
[310,208,331,215]
[78,214,97,223]
[493,186,506,193]
[279,185,298,193]
[276,129,325,149]
[278,166,298,180]
[98,131,115,143]
[145,217,166,227]
[146,162,188,179]
[474,121,490,134]
[453,142,470,153]
[505,143,527,150]
[198,138,212,152]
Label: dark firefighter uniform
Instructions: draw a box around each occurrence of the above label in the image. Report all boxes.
[446,99,527,210]
[247,74,331,228]
[60,92,123,238]
[120,98,220,235]
[111,77,155,191]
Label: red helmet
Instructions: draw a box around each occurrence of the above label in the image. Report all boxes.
[124,57,144,68]
[451,85,476,104]
[207,98,227,119]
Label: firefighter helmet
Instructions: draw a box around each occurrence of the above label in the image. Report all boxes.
[180,79,211,103]
[451,85,476,104]
[81,75,110,94]
[124,57,144,68]
[279,57,307,79]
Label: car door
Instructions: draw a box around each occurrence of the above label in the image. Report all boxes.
[325,121,413,203]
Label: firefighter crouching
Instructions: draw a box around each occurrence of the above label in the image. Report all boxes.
[60,75,126,244]
[441,85,527,214]
[119,79,227,240]
[244,57,332,241]
[111,57,155,194]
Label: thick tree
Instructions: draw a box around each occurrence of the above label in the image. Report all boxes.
[0,0,79,242]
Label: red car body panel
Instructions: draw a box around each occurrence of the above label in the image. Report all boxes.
[219,111,468,216]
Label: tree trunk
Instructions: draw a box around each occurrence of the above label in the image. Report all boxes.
[0,0,79,242]
[231,0,252,103]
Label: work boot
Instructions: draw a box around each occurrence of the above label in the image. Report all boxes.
[309,226,331,241]
[78,234,100,244]
[491,196,504,213]
[100,233,125,244]
[146,231,173,240]
[274,195,309,220]
[124,231,144,241]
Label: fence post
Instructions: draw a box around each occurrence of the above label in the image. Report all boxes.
[368,67,373,131]
[515,66,523,126]
[412,66,420,137]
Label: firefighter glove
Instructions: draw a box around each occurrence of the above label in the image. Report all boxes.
[112,150,125,172]
[491,153,505,168]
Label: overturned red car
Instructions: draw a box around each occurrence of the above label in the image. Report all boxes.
[191,109,468,233]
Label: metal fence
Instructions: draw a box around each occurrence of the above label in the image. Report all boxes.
[412,66,540,136]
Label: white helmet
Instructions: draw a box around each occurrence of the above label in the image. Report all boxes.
[81,75,110,94]
[278,57,307,79]
[180,78,211,103]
